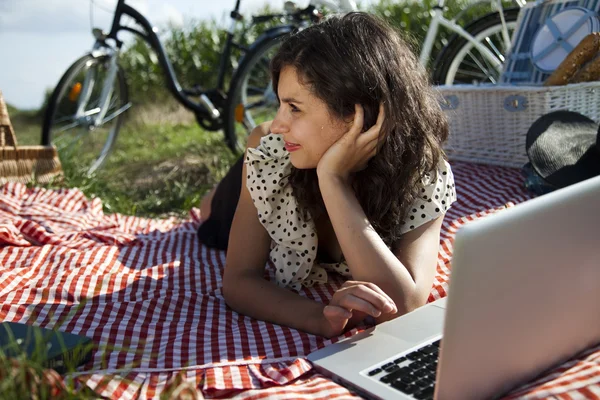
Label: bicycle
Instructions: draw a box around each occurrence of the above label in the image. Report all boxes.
[426,0,526,85]
[225,0,525,147]
[44,0,522,174]
[41,0,342,174]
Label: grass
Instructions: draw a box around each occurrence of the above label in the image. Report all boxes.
[0,316,201,399]
[10,103,239,219]
[0,316,100,399]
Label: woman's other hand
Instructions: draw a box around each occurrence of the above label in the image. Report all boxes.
[320,280,397,338]
[316,104,385,182]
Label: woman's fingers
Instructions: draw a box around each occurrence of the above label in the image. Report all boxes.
[336,282,397,314]
[323,304,352,320]
[355,103,384,146]
[349,104,365,138]
[323,281,397,337]
[363,103,385,140]
[341,280,395,305]
[336,293,387,317]
[322,305,353,337]
[375,103,385,129]
[343,103,385,147]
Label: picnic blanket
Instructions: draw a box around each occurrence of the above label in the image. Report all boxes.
[1,161,599,399]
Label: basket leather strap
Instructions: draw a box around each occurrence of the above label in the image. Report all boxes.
[0,90,19,150]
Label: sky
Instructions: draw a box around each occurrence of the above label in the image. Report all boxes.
[0,0,374,110]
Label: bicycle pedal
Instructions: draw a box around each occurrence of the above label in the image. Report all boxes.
[199,94,220,120]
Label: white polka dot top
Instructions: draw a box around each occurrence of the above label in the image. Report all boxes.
[245,133,457,291]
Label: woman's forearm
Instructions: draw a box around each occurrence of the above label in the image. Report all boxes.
[317,173,419,315]
[223,272,328,336]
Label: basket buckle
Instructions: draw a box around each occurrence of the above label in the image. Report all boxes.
[440,95,459,110]
[504,95,528,112]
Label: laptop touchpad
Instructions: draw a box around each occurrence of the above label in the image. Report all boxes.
[377,304,446,343]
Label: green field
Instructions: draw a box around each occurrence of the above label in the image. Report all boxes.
[10,104,238,219]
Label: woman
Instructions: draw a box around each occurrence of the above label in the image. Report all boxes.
[199,12,456,338]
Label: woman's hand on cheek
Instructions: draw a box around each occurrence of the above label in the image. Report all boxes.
[316,104,385,182]
[320,281,397,338]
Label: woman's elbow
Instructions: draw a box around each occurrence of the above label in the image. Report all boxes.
[386,285,430,322]
[406,292,429,313]
[222,269,240,310]
[222,267,260,313]
[404,283,432,313]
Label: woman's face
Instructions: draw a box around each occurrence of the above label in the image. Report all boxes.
[270,66,349,169]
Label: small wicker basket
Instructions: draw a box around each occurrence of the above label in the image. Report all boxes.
[437,82,600,168]
[0,90,63,185]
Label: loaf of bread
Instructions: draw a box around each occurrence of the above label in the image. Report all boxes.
[544,32,600,86]
[570,51,600,82]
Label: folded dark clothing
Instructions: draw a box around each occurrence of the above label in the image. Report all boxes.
[197,155,244,250]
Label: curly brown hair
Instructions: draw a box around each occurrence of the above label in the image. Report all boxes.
[270,12,449,247]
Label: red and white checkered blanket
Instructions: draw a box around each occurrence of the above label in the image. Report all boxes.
[1,161,599,399]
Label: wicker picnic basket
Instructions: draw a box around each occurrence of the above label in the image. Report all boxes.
[437,81,600,168]
[0,90,63,185]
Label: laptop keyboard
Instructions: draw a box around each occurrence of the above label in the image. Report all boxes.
[366,339,440,400]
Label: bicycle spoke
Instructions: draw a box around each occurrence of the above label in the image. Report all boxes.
[464,50,497,83]
[244,99,268,110]
[257,56,270,70]
[246,86,266,97]
[52,115,76,125]
[55,128,87,150]
[483,36,505,62]
[107,93,121,111]
[435,10,518,86]
[100,102,132,124]
[464,53,496,76]
[455,68,492,81]
[458,58,486,71]
[247,76,270,90]
[452,54,498,82]
[44,53,127,174]
[54,120,84,134]
[227,36,282,152]
[459,67,497,84]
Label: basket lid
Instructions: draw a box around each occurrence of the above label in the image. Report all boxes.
[530,7,600,73]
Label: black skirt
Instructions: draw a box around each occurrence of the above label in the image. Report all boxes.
[196,155,244,250]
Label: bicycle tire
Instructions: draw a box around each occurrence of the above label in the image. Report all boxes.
[224,34,287,154]
[431,8,520,85]
[41,53,128,175]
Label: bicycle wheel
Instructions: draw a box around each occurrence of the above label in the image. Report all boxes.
[224,34,285,153]
[42,53,128,175]
[432,8,520,85]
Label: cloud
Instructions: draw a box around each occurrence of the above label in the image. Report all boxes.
[159,3,184,28]
[0,31,91,109]
[0,0,94,33]
[0,0,310,109]
[240,0,285,13]
[0,0,184,34]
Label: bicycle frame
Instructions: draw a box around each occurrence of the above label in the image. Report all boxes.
[419,0,517,71]
[78,0,352,135]
[85,0,233,124]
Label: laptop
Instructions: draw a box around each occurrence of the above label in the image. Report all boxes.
[0,321,93,374]
[308,175,600,400]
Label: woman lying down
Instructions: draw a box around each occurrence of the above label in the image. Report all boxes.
[197,12,456,338]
